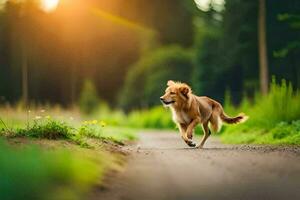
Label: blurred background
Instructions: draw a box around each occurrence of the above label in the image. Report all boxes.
[0,1,300,199]
[0,0,299,111]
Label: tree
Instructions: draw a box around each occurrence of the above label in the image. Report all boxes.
[119,45,194,111]
[258,0,269,94]
[78,79,100,114]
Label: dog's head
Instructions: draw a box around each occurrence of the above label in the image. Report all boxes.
[160,80,191,107]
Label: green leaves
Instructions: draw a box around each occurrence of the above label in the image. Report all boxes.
[119,45,194,110]
[16,119,74,139]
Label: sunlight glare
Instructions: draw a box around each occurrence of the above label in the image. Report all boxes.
[41,0,60,12]
[194,0,225,12]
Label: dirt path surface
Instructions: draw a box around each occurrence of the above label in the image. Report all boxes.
[95,131,300,200]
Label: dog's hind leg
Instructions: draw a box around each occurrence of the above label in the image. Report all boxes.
[196,121,211,148]
[209,109,222,132]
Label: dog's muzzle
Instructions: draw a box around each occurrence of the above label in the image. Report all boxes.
[160,98,175,105]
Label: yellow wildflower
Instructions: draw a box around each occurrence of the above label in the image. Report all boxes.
[100,120,107,127]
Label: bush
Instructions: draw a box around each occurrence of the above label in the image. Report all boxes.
[243,78,300,128]
[119,45,194,111]
[15,119,74,139]
[78,80,101,115]
[221,78,300,144]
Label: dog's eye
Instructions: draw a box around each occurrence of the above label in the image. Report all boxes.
[170,92,175,95]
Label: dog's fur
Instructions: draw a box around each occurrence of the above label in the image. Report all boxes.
[160,80,248,148]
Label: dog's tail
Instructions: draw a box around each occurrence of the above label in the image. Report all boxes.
[220,111,249,124]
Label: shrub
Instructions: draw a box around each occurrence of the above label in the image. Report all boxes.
[245,78,300,128]
[221,78,300,144]
[78,120,103,138]
[78,79,101,115]
[16,119,74,139]
[119,45,194,111]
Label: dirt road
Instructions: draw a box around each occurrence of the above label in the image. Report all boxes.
[95,131,300,200]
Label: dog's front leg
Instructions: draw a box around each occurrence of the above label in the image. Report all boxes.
[178,123,187,138]
[179,123,191,144]
[178,123,195,147]
[184,118,200,147]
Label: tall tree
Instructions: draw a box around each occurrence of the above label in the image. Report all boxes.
[258,0,269,94]
[21,38,28,106]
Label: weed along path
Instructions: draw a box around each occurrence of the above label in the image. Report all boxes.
[92,131,300,200]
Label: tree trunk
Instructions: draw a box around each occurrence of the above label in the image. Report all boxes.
[70,62,77,106]
[258,0,269,95]
[22,43,28,106]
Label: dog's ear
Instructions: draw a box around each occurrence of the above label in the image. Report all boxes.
[167,80,175,86]
[179,85,190,98]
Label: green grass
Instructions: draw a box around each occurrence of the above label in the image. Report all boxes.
[0,139,114,200]
[221,78,300,145]
[0,114,137,145]
[126,106,174,129]
[78,120,137,144]
[0,108,132,200]
[15,120,74,139]
[84,105,175,129]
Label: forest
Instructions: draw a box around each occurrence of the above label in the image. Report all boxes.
[0,1,300,199]
[0,0,299,109]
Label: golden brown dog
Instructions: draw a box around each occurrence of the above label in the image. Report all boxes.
[160,80,248,148]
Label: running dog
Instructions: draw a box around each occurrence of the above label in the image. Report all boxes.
[160,80,248,148]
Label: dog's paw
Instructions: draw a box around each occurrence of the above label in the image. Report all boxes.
[187,141,196,147]
[196,144,203,149]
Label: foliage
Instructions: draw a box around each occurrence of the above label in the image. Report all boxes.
[0,0,195,105]
[0,140,106,200]
[120,45,194,111]
[221,120,300,145]
[126,106,174,129]
[15,119,74,139]
[193,0,259,103]
[221,79,300,144]
[78,80,101,115]
[0,114,137,145]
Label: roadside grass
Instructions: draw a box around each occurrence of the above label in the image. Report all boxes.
[126,106,174,129]
[0,108,137,145]
[15,119,74,139]
[221,78,300,145]
[0,107,134,200]
[85,105,174,129]
[0,138,122,200]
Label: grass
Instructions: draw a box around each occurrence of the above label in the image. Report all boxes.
[126,106,174,129]
[221,78,300,145]
[0,110,137,145]
[77,120,137,144]
[0,138,122,200]
[15,119,74,139]
[0,107,134,200]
